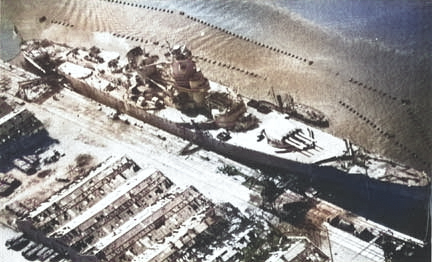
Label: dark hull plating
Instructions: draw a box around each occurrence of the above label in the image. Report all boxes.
[63,74,431,212]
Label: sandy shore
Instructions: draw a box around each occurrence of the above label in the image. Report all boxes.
[3,0,430,172]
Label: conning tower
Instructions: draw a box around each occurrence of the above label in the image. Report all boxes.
[171,45,209,110]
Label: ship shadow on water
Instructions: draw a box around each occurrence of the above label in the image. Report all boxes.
[255,165,431,261]
[257,165,430,240]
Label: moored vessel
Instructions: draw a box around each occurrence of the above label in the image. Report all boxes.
[22,39,431,207]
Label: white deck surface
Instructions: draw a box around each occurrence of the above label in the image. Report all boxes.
[209,109,348,164]
[58,62,92,79]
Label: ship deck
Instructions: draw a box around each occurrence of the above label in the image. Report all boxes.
[56,47,429,187]
[208,108,349,165]
[152,80,350,166]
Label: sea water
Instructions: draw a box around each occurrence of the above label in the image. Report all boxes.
[270,0,432,54]
[0,17,22,61]
[0,0,430,238]
[2,0,430,82]
[139,0,431,101]
[1,0,430,163]
[140,0,431,54]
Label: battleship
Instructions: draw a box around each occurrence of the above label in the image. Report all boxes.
[20,39,430,207]
[1,37,430,261]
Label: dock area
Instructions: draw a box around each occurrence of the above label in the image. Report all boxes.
[0,57,429,261]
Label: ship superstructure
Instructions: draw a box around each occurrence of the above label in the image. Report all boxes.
[1,39,429,262]
[22,39,430,203]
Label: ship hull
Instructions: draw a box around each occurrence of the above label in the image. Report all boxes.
[62,73,431,211]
